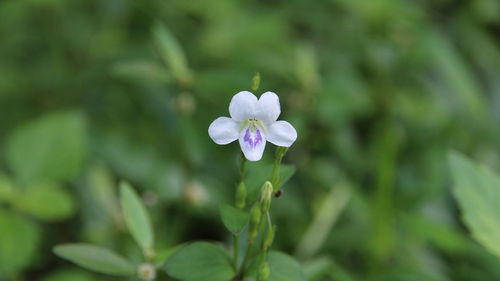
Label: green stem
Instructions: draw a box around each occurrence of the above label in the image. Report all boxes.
[233,234,240,271]
[234,153,247,274]
[240,239,254,275]
[271,147,286,193]
[240,153,247,179]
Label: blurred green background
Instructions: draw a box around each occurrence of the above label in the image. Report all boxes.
[1,0,500,280]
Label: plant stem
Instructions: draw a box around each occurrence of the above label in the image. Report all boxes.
[240,239,254,276]
[271,147,287,193]
[233,234,240,271]
[233,153,247,273]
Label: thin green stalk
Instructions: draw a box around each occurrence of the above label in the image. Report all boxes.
[234,153,247,273]
[271,147,287,193]
[240,239,254,275]
[233,234,240,271]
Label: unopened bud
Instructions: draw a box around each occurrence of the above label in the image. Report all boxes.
[260,181,273,213]
[138,263,156,281]
[235,182,247,209]
[258,262,270,281]
[251,72,261,92]
[249,205,261,241]
[263,225,276,251]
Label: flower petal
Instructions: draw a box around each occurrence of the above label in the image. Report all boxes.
[208,117,239,145]
[229,91,258,121]
[239,124,267,161]
[255,91,281,124]
[267,121,297,147]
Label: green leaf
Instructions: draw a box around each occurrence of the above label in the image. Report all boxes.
[120,182,154,252]
[53,244,135,276]
[268,252,305,281]
[110,59,170,83]
[245,163,296,201]
[5,111,86,184]
[152,23,191,85]
[449,151,500,258]
[165,242,234,281]
[219,204,250,235]
[0,210,40,276]
[16,183,76,221]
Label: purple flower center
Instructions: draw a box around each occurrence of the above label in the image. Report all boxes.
[243,127,262,149]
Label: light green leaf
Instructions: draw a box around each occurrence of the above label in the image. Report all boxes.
[165,242,234,281]
[53,244,135,276]
[16,183,76,221]
[120,182,154,252]
[268,252,305,281]
[5,111,86,184]
[152,23,191,85]
[110,59,170,83]
[219,204,249,235]
[449,151,500,258]
[0,210,40,276]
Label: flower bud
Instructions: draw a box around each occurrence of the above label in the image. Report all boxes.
[235,182,247,209]
[251,72,261,92]
[249,204,261,242]
[260,181,273,213]
[258,261,270,281]
[138,263,156,281]
[263,225,276,251]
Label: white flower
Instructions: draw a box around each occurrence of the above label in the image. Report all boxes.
[208,91,297,161]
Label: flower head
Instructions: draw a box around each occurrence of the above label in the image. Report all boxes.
[208,91,297,161]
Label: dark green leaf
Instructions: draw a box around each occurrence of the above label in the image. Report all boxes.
[165,242,234,281]
[219,204,249,235]
[268,252,305,281]
[245,163,296,201]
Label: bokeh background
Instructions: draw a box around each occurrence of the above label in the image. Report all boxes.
[1,0,500,280]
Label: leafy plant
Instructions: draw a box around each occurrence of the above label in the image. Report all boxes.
[449,152,500,259]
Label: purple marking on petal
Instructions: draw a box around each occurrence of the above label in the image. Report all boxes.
[243,127,263,148]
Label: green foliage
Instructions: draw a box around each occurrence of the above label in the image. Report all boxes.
[245,163,296,201]
[120,182,154,252]
[153,23,191,86]
[165,242,235,281]
[53,244,135,276]
[0,210,39,276]
[2,0,500,280]
[267,252,305,281]
[449,152,500,259]
[16,183,76,221]
[219,203,250,235]
[5,111,86,184]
